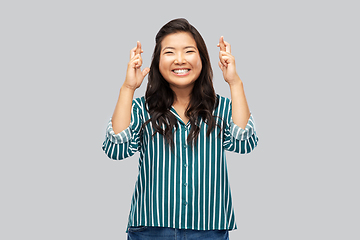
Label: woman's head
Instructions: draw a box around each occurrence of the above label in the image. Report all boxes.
[149,18,213,93]
[158,31,202,91]
[144,18,218,148]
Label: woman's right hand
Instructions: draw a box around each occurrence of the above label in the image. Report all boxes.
[123,41,150,90]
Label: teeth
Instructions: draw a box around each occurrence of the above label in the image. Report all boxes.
[173,69,189,74]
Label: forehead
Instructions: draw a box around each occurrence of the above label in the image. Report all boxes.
[161,32,197,49]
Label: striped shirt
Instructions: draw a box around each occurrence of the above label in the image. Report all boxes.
[102,94,258,233]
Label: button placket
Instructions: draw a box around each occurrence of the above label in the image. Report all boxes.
[183,126,190,148]
[182,125,190,208]
[183,125,189,207]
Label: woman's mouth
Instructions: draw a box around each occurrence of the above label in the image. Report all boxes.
[172,69,190,76]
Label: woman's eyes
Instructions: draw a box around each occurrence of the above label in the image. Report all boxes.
[164,51,195,54]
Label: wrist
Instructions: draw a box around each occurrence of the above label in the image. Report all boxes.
[121,84,137,92]
[227,76,243,88]
[119,85,136,100]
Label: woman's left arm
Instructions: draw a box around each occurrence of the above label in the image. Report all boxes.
[218,36,250,129]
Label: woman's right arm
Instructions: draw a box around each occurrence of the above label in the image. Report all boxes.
[102,41,150,160]
[112,41,150,134]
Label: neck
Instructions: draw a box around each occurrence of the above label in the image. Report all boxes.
[171,85,193,106]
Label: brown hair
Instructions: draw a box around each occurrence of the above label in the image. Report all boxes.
[143,18,219,149]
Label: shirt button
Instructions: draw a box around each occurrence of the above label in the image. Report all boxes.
[184,201,188,205]
[183,183,188,186]
[184,164,188,167]
[183,144,187,148]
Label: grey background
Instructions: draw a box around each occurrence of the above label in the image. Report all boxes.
[1,0,359,239]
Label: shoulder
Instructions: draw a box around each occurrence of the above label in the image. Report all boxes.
[132,96,150,121]
[132,96,146,110]
[214,93,232,120]
[215,93,232,108]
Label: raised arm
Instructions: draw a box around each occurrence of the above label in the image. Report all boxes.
[217,36,250,129]
[112,41,150,134]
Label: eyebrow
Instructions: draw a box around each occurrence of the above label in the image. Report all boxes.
[162,46,196,52]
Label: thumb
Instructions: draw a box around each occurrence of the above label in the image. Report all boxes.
[142,67,150,77]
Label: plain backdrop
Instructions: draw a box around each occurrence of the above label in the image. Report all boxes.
[1,0,359,239]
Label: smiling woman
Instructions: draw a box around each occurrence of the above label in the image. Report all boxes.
[102,18,259,240]
[159,32,202,92]
[146,20,218,147]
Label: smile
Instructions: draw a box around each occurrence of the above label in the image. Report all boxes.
[172,69,190,76]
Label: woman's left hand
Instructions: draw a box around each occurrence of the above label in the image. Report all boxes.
[217,36,241,85]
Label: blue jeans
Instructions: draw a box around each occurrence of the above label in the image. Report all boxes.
[127,226,229,240]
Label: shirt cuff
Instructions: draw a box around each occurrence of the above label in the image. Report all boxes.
[106,118,133,144]
[230,114,256,141]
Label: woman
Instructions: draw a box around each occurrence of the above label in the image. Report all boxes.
[102,18,258,240]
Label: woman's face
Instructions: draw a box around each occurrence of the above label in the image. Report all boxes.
[159,32,202,91]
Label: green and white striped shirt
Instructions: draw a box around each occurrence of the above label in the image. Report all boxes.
[102,94,258,233]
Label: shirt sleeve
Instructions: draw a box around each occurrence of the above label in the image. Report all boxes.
[223,103,259,154]
[102,100,143,160]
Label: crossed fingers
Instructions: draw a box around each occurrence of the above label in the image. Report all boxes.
[130,41,144,69]
[217,36,233,68]
[217,36,231,53]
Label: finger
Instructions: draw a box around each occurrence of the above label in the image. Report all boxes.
[135,58,143,68]
[130,53,141,63]
[135,41,142,55]
[219,50,232,57]
[142,67,150,77]
[131,55,142,68]
[218,61,224,71]
[220,55,231,67]
[218,36,226,52]
[223,40,231,53]
[130,46,137,59]
[219,58,227,68]
[219,51,228,67]
[131,59,139,68]
[219,50,235,63]
[219,55,225,67]
[221,55,231,63]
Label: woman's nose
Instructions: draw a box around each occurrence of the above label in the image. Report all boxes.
[174,53,186,64]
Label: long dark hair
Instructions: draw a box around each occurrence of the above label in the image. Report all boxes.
[143,18,219,148]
